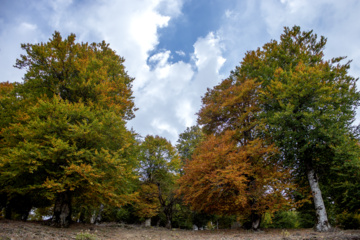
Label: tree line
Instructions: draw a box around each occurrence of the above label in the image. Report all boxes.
[1,26,360,231]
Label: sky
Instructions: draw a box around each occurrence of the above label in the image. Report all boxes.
[1,0,360,144]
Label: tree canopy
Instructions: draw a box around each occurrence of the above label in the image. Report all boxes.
[0,32,137,227]
[178,26,360,231]
[178,70,294,230]
[137,135,180,228]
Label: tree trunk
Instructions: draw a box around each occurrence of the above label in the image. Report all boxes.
[5,203,12,220]
[164,205,172,229]
[52,191,72,228]
[165,215,172,229]
[91,204,104,224]
[307,168,331,232]
[251,213,261,231]
[145,218,151,227]
[21,207,32,221]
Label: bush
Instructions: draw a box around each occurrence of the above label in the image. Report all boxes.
[297,211,316,228]
[75,231,97,240]
[336,211,360,229]
[261,211,300,229]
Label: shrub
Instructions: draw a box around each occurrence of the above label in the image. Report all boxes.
[75,231,97,240]
[336,211,360,229]
[261,211,300,229]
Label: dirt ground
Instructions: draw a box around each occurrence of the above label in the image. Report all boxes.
[1,219,360,240]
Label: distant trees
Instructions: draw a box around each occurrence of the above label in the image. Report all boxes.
[176,125,204,164]
[136,135,180,229]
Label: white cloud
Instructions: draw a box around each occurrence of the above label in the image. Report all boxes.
[193,32,226,72]
[175,50,185,56]
[176,100,195,127]
[151,118,179,141]
[257,0,360,78]
[129,31,227,143]
[0,0,229,143]
[216,0,360,124]
[3,0,360,144]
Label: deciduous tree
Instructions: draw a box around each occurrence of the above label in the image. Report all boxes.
[238,26,360,231]
[138,135,180,228]
[178,74,294,230]
[176,125,204,166]
[0,32,137,227]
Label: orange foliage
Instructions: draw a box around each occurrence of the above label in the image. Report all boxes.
[178,130,292,217]
[134,183,161,219]
[178,75,294,218]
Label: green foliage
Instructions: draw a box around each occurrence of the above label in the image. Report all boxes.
[297,210,316,228]
[336,211,360,229]
[171,204,194,229]
[0,32,138,225]
[113,205,140,224]
[28,207,53,221]
[90,204,140,224]
[179,49,295,227]
[176,125,204,163]
[136,135,181,228]
[14,31,136,120]
[261,211,300,229]
[75,231,97,240]
[138,135,180,184]
[0,97,136,207]
[324,138,360,216]
[237,25,360,229]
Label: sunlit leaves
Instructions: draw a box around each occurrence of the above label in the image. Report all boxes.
[14,31,136,120]
[0,32,138,217]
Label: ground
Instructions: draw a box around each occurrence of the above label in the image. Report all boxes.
[1,220,360,240]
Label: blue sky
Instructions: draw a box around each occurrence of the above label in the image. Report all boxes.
[1,0,360,143]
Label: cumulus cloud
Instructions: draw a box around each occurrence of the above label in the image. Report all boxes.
[0,0,237,143]
[257,0,360,80]
[0,0,189,143]
[2,0,360,143]
[129,31,226,143]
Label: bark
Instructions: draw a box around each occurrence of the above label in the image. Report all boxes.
[91,204,104,224]
[78,210,86,223]
[51,191,72,228]
[21,207,32,221]
[145,218,151,227]
[157,183,174,229]
[4,204,12,220]
[163,201,173,229]
[165,216,172,229]
[251,213,261,231]
[307,168,331,232]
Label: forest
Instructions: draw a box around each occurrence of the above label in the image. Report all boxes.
[1,26,360,232]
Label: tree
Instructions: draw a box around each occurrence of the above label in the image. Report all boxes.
[0,32,137,227]
[137,135,180,228]
[176,125,204,166]
[133,183,161,226]
[0,82,16,133]
[178,74,294,230]
[239,26,360,231]
[14,31,135,119]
